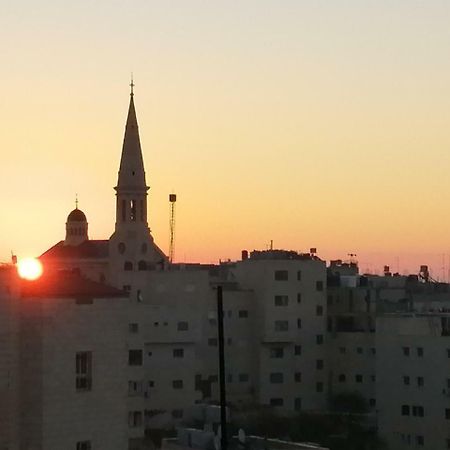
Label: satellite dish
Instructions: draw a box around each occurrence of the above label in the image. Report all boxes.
[214,436,220,450]
[238,429,246,444]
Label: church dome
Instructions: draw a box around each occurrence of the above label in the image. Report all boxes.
[67,208,87,222]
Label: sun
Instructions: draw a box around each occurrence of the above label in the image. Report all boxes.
[17,258,43,281]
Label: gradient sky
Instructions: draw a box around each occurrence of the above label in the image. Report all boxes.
[2,1,450,278]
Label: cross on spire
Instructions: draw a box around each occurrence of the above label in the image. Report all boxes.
[75,193,79,209]
[130,74,134,97]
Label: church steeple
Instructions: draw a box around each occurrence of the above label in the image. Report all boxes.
[114,82,149,228]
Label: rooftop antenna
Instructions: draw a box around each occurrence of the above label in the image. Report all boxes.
[130,73,134,96]
[169,193,177,263]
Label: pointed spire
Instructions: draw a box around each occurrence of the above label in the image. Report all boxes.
[116,80,147,190]
[75,193,79,209]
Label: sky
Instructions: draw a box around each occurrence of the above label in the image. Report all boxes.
[1,1,450,278]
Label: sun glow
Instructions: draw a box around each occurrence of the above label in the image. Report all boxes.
[17,258,43,281]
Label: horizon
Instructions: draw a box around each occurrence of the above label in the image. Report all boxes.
[2,1,450,278]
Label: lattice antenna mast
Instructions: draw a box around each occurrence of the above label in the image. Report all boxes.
[169,194,177,263]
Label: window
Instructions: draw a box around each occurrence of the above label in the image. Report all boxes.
[316,360,324,370]
[447,438,450,449]
[274,270,288,281]
[275,320,288,331]
[208,338,218,346]
[445,408,450,420]
[77,442,91,450]
[339,347,346,354]
[402,346,410,356]
[128,350,143,366]
[369,398,376,407]
[447,348,450,358]
[270,398,283,406]
[297,270,302,281]
[401,405,410,416]
[371,375,376,382]
[355,374,363,383]
[294,345,302,355]
[316,305,323,316]
[274,295,289,306]
[297,318,302,329]
[238,310,248,318]
[316,281,323,291]
[270,347,284,358]
[356,347,363,354]
[338,374,346,382]
[316,335,323,345]
[412,405,424,417]
[129,323,138,333]
[239,373,249,382]
[294,397,302,411]
[316,382,324,392]
[138,260,147,271]
[124,261,133,271]
[297,293,302,303]
[76,352,92,391]
[417,376,424,387]
[416,436,424,446]
[177,321,188,331]
[417,347,424,357]
[172,380,183,389]
[370,347,376,355]
[403,375,410,385]
[148,380,155,388]
[128,411,142,427]
[128,381,143,396]
[123,284,131,292]
[173,348,184,358]
[172,409,183,419]
[294,372,302,383]
[270,373,284,384]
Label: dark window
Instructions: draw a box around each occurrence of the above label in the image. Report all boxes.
[446,409,450,420]
[316,305,323,316]
[239,373,249,382]
[417,347,424,357]
[316,360,324,370]
[357,347,363,354]
[76,352,92,391]
[128,380,143,396]
[402,346,410,356]
[412,405,424,417]
[316,335,323,345]
[295,372,302,383]
[403,375,410,385]
[128,411,142,427]
[123,285,131,292]
[316,382,324,392]
[297,293,302,303]
[294,345,302,355]
[401,405,410,416]
[238,310,248,318]
[172,409,183,419]
[208,338,218,346]
[172,380,183,389]
[339,347,346,354]
[338,374,346,382]
[274,295,289,306]
[370,347,376,355]
[124,261,133,271]
[129,323,138,333]
[416,436,424,446]
[294,397,302,411]
[138,260,147,271]
[417,376,424,387]
[274,270,288,281]
[275,320,288,331]
[369,398,376,407]
[77,442,91,450]
[270,398,284,406]
[128,350,143,366]
[297,318,302,329]
[270,348,284,358]
[177,321,188,331]
[270,373,284,384]
[355,374,363,383]
[316,281,324,291]
[447,348,450,358]
[173,348,184,358]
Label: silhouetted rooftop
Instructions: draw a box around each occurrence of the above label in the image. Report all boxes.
[40,240,109,260]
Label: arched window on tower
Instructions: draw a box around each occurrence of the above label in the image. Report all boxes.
[130,200,136,221]
[138,260,147,271]
[124,261,133,271]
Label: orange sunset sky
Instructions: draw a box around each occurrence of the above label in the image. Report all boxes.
[2,1,450,278]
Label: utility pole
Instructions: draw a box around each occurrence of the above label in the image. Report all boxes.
[217,286,227,450]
